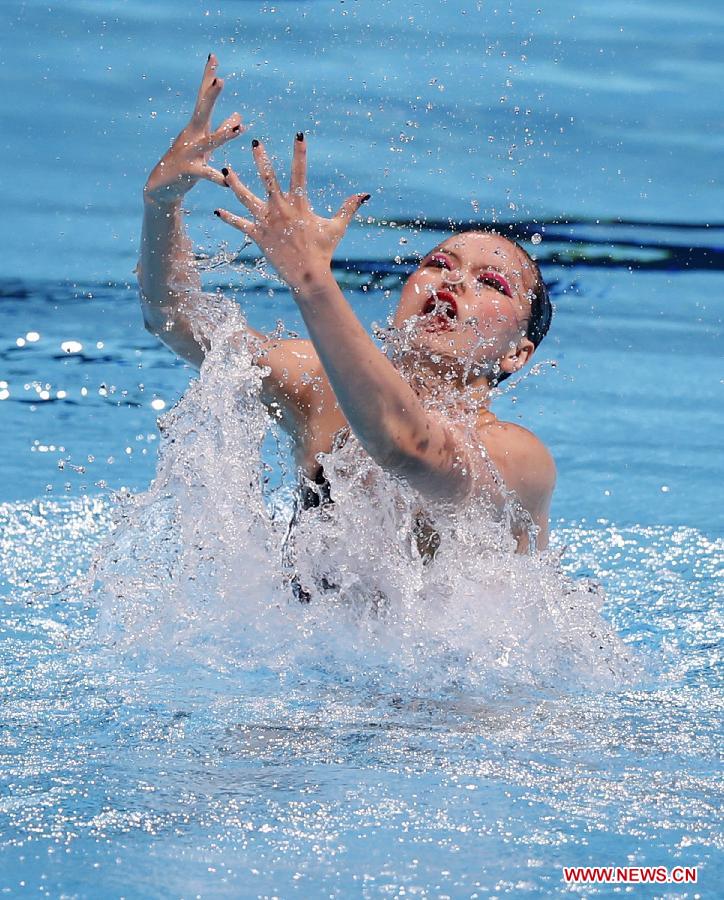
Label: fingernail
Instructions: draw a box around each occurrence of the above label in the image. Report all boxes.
[296,132,304,142]
[207,53,211,61]
[214,209,221,217]
[361,193,371,202]
[212,78,217,86]
[232,125,241,133]
[251,139,259,148]
[221,167,229,177]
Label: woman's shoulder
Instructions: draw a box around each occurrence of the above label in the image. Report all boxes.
[474,415,557,508]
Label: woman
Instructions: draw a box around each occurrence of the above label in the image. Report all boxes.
[138,54,555,562]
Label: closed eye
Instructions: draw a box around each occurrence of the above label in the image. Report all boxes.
[424,253,453,270]
[478,272,512,296]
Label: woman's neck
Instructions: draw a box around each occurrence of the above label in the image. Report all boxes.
[375,322,495,422]
[395,351,493,422]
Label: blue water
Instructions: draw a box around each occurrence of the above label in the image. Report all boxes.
[1,1,723,897]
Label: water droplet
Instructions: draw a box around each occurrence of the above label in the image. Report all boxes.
[531,233,542,245]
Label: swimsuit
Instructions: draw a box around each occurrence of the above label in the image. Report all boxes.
[299,465,333,512]
[286,465,334,603]
[285,461,441,604]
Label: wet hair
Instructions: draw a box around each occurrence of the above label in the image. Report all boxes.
[494,238,552,384]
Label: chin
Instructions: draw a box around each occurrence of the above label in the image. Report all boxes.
[408,323,457,352]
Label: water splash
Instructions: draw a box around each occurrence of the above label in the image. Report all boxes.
[89,298,281,663]
[194,240,285,284]
[88,307,634,697]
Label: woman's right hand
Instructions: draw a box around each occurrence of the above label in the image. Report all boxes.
[144,54,245,206]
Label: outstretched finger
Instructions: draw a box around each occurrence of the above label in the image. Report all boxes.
[193,53,217,109]
[334,192,372,226]
[197,52,217,93]
[198,165,228,189]
[220,164,265,218]
[203,113,245,152]
[251,140,283,198]
[289,132,307,202]
[193,70,224,128]
[213,207,257,239]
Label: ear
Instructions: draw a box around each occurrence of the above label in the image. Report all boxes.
[498,337,535,378]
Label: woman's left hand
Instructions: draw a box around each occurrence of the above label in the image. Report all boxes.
[212,134,370,293]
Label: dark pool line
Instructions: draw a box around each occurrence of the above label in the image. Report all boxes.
[0,347,151,367]
[338,244,723,277]
[0,218,722,306]
[355,217,724,273]
[405,216,724,234]
[4,395,143,408]
[0,279,135,303]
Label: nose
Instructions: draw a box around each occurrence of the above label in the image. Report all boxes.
[442,266,465,290]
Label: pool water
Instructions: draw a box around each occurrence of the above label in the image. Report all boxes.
[1,1,722,897]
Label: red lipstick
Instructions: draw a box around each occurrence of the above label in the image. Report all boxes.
[422,290,458,318]
[422,290,458,331]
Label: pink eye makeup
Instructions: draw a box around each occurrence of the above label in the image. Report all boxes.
[477,271,513,297]
[420,252,514,298]
[425,253,454,269]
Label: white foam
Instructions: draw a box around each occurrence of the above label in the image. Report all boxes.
[87,305,634,695]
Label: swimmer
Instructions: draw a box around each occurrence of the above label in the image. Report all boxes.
[139,55,555,552]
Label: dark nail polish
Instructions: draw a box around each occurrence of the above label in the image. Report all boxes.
[296,132,304,142]
[214,209,221,217]
[232,125,241,133]
[212,78,217,86]
[251,139,259,148]
[207,53,211,61]
[361,193,371,202]
[221,167,229,177]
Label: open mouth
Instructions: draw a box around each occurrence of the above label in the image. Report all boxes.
[421,290,458,331]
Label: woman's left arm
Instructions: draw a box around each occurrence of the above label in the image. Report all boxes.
[214,135,476,501]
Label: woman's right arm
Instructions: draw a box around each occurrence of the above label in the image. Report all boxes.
[138,53,251,368]
[138,55,324,433]
[139,198,224,368]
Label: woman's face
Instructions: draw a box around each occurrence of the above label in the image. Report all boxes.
[392,230,535,379]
